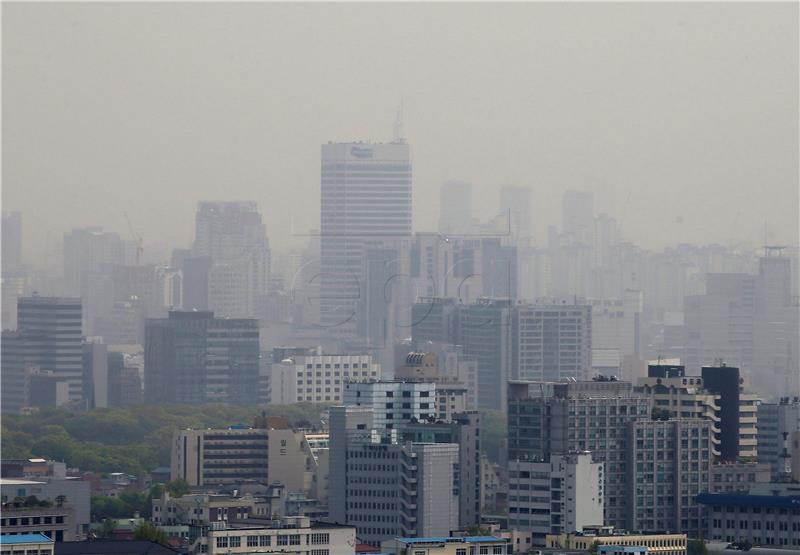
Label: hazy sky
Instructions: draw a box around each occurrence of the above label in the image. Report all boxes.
[3,2,798,266]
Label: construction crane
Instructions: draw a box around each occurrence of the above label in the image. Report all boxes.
[124,212,143,266]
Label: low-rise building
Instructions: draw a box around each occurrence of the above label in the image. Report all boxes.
[0,533,54,555]
[598,547,647,555]
[710,461,771,493]
[0,502,76,542]
[697,483,800,548]
[545,528,686,555]
[381,536,510,555]
[171,419,327,497]
[195,516,355,555]
[0,477,90,540]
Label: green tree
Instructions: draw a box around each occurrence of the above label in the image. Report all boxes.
[589,541,601,554]
[133,522,168,546]
[688,538,709,555]
[98,519,117,539]
[165,478,189,497]
[465,525,491,536]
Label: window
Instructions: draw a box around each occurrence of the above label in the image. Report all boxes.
[457,550,467,555]
[248,536,259,547]
[493,547,504,554]
[216,537,229,548]
[229,537,241,547]
[260,536,272,546]
[480,547,489,555]
[278,535,289,545]
[290,534,301,545]
[311,551,330,555]
[311,533,330,545]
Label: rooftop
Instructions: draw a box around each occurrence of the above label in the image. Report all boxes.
[396,537,504,545]
[0,533,54,545]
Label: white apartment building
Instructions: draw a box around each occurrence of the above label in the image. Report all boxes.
[270,354,381,404]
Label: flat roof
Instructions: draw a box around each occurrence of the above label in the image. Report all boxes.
[396,537,503,544]
[0,533,54,544]
[697,493,800,509]
[0,478,46,485]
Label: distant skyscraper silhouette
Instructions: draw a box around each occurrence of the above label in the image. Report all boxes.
[319,142,411,335]
[439,181,472,235]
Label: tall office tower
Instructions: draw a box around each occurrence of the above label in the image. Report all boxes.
[458,298,513,411]
[637,363,760,460]
[756,397,800,477]
[507,379,651,529]
[507,452,604,545]
[2,211,23,276]
[320,142,411,337]
[343,380,436,430]
[328,406,459,545]
[683,273,755,375]
[561,190,595,243]
[481,238,518,300]
[358,237,413,370]
[499,186,531,244]
[401,411,482,528]
[589,291,642,376]
[192,201,271,318]
[144,311,260,405]
[1,331,27,414]
[439,181,472,235]
[512,302,592,382]
[627,419,713,538]
[82,341,108,409]
[753,250,799,397]
[410,297,460,346]
[701,364,759,461]
[17,296,84,403]
[410,233,483,303]
[62,228,136,297]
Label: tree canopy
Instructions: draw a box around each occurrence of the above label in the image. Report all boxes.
[2,403,330,476]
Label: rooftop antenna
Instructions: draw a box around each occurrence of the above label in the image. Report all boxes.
[393,97,406,144]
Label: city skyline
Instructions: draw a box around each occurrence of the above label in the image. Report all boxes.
[3,2,798,268]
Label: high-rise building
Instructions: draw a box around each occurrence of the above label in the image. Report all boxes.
[507,452,604,545]
[499,186,531,244]
[62,228,136,297]
[439,181,472,235]
[1,330,27,414]
[627,419,713,538]
[144,311,259,405]
[328,406,459,545]
[320,142,411,336]
[192,201,271,318]
[17,296,84,403]
[511,302,592,382]
[507,379,651,529]
[561,191,595,243]
[342,380,436,430]
[2,211,23,276]
[268,353,381,404]
[400,412,482,528]
[636,364,760,461]
[701,365,759,460]
[458,298,513,410]
[107,351,143,408]
[82,341,108,409]
[756,397,800,477]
